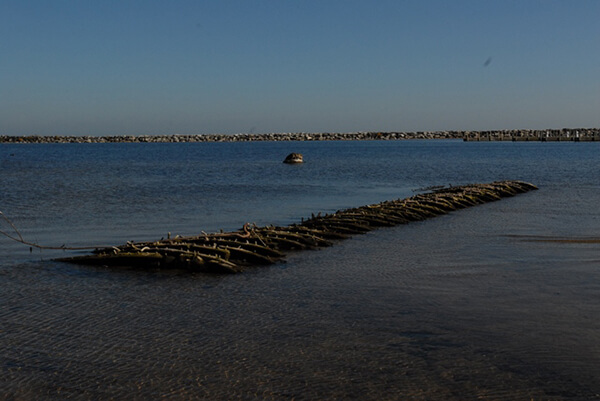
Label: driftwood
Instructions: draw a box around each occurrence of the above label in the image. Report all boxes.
[56,180,538,273]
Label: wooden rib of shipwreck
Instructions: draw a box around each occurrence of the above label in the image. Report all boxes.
[56,180,538,274]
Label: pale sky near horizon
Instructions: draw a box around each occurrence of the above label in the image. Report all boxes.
[1,0,599,136]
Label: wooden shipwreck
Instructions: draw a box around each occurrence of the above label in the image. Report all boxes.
[56,180,537,273]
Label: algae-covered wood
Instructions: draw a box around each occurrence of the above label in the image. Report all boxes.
[56,180,538,273]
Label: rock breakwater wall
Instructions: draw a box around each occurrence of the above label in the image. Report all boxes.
[0,131,459,143]
[463,128,600,142]
[2,128,598,143]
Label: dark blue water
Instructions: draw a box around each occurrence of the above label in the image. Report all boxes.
[1,140,599,400]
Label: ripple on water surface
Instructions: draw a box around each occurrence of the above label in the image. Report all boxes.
[2,141,600,399]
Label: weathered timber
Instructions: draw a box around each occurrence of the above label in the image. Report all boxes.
[287,226,349,241]
[56,180,538,273]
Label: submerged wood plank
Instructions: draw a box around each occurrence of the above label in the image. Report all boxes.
[56,180,538,273]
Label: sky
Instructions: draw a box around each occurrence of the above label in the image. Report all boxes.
[1,0,599,136]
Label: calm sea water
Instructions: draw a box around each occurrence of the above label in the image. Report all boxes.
[1,140,599,400]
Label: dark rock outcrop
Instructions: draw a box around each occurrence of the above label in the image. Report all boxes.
[283,153,303,163]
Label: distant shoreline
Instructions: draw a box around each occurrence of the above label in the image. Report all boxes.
[1,128,599,143]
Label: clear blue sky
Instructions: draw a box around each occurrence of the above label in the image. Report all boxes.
[1,0,599,136]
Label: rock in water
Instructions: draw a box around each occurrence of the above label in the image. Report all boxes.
[283,153,303,163]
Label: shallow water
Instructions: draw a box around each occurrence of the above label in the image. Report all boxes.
[1,140,599,400]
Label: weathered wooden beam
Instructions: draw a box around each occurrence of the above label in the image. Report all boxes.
[56,180,538,273]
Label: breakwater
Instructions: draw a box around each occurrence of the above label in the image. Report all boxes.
[463,128,600,142]
[0,131,458,143]
[57,180,538,274]
[1,128,599,143]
